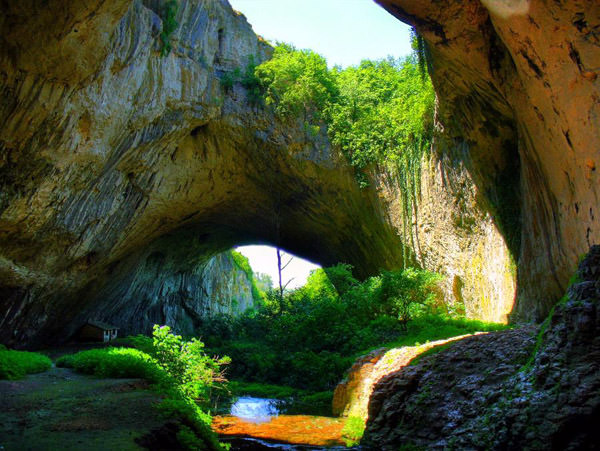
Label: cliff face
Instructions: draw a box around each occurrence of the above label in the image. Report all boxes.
[0,0,403,347]
[377,0,600,320]
[379,149,516,323]
[80,250,256,338]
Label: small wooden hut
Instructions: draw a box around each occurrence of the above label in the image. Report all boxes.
[78,320,119,342]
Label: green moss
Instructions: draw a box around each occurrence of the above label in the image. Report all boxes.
[230,250,262,303]
[0,348,52,380]
[159,0,179,57]
[341,416,366,446]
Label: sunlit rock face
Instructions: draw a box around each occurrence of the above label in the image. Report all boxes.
[377,0,600,320]
[378,151,517,323]
[362,246,600,450]
[0,0,402,347]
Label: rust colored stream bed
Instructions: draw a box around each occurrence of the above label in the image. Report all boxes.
[212,414,347,447]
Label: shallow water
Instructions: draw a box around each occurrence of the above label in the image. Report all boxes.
[213,396,353,449]
[229,397,281,423]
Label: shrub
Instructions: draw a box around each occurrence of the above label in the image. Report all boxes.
[56,347,166,383]
[159,0,178,56]
[150,325,230,404]
[0,348,52,380]
[58,325,230,450]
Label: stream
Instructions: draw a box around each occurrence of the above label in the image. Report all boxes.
[213,396,355,450]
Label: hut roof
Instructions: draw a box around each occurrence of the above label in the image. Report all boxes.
[86,319,119,330]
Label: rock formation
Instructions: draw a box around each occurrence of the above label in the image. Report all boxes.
[81,250,257,338]
[1,0,598,346]
[376,0,600,320]
[362,245,600,449]
[0,0,404,347]
[332,334,476,419]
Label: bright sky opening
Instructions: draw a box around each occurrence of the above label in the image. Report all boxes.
[228,0,413,68]
[236,245,321,290]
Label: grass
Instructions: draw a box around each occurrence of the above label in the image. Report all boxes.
[354,314,508,359]
[56,348,167,383]
[341,416,366,446]
[56,344,225,450]
[0,346,52,380]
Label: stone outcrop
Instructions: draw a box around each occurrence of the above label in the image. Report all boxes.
[332,334,476,419]
[1,0,598,346]
[376,0,600,320]
[0,0,403,347]
[362,245,600,450]
[80,250,256,338]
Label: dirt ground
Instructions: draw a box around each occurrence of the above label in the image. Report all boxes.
[0,366,165,451]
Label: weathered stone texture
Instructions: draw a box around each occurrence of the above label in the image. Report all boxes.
[377,0,600,320]
[363,245,600,450]
[0,0,402,347]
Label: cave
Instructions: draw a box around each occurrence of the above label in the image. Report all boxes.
[1,0,599,449]
[0,0,598,347]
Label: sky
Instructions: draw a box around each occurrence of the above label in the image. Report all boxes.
[230,1,412,287]
[236,245,320,290]
[228,0,413,68]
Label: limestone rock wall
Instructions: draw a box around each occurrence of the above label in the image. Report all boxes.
[378,146,516,323]
[376,0,600,320]
[362,246,600,450]
[0,0,403,348]
[80,250,256,338]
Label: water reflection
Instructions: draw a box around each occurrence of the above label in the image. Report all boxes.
[230,397,280,423]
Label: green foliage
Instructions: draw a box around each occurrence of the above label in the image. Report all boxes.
[0,348,52,380]
[205,264,449,391]
[254,272,273,293]
[151,325,231,403]
[219,56,263,106]
[56,347,166,382]
[255,43,338,122]
[230,250,262,303]
[57,326,229,450]
[159,0,179,57]
[377,268,443,325]
[410,27,429,81]
[342,416,366,447]
[254,44,435,245]
[156,398,223,450]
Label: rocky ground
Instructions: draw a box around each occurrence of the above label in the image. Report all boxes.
[363,246,600,450]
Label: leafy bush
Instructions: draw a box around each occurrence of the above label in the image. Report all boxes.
[58,326,229,450]
[255,43,337,122]
[0,348,52,380]
[205,264,455,391]
[56,347,166,383]
[151,325,230,403]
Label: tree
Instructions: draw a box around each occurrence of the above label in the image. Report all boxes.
[255,43,338,123]
[254,272,273,293]
[276,248,294,300]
